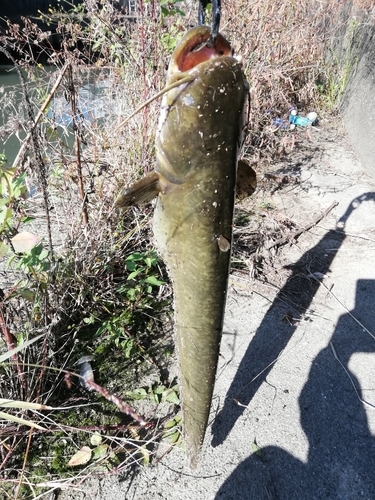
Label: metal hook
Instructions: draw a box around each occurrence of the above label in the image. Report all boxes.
[198,0,221,44]
[198,0,209,26]
[211,0,221,41]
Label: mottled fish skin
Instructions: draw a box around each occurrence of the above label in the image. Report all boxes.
[153,26,249,466]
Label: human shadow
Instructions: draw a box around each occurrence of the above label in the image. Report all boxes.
[211,192,375,448]
[215,278,375,499]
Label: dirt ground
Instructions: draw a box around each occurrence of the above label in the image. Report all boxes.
[58,122,375,500]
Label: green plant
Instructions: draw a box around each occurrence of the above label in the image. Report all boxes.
[160,22,184,52]
[126,382,180,405]
[126,382,182,448]
[90,250,166,351]
[0,155,28,238]
[122,250,166,299]
[162,414,183,447]
[159,0,185,18]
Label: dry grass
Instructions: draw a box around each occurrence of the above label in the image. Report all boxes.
[219,0,343,163]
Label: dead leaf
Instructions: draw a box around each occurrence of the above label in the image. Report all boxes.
[67,446,92,466]
[11,231,40,253]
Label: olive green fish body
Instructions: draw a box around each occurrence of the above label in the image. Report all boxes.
[153,28,248,465]
[116,26,250,466]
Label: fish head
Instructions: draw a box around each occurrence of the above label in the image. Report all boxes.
[156,26,249,185]
[166,25,234,80]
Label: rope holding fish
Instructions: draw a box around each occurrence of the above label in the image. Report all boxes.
[198,0,221,45]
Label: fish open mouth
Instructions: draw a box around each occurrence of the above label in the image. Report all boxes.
[176,28,233,72]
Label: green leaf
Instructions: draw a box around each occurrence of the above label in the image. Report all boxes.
[0,206,12,226]
[17,288,36,301]
[17,332,23,347]
[126,388,148,400]
[92,444,108,461]
[127,267,145,280]
[38,248,49,261]
[96,324,107,336]
[170,430,182,445]
[83,316,95,325]
[126,261,136,272]
[164,419,177,430]
[251,441,266,462]
[21,216,35,224]
[125,252,144,262]
[165,390,180,405]
[145,275,165,286]
[153,385,165,395]
[122,339,135,358]
[140,446,150,465]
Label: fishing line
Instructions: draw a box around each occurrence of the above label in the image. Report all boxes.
[198,0,221,45]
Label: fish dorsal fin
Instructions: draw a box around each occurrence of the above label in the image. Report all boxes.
[115,171,160,208]
[236,158,257,200]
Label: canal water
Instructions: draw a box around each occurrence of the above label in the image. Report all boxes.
[0,65,27,167]
[0,65,118,169]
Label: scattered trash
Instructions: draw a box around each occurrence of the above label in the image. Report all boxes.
[76,356,95,391]
[269,108,318,130]
[271,117,289,129]
[289,108,318,129]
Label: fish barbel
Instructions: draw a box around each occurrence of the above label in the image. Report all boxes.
[116,25,254,466]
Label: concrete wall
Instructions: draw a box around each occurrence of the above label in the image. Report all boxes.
[335,2,375,177]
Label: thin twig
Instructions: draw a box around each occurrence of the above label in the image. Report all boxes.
[67,64,89,226]
[312,278,375,341]
[330,342,375,409]
[267,201,339,249]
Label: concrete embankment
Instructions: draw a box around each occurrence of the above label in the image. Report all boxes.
[334,1,375,177]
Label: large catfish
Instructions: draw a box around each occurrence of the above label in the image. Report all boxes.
[116,25,254,466]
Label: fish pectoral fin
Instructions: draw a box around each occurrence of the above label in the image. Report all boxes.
[236,158,257,200]
[115,171,160,208]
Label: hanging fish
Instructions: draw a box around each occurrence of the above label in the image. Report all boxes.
[116,25,255,466]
